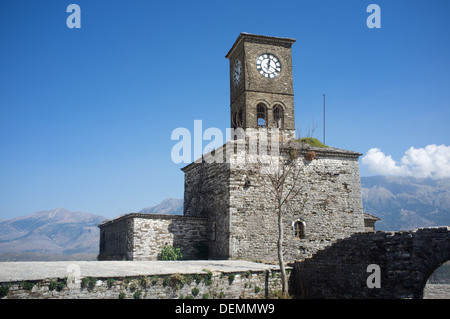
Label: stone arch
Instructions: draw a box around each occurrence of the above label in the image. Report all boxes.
[413,230,450,298]
[232,108,244,129]
[256,103,267,128]
[292,219,306,239]
[272,104,284,129]
[291,227,450,299]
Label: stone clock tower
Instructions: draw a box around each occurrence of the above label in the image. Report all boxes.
[99,33,367,263]
[225,33,296,140]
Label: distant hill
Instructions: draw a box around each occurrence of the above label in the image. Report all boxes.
[361,176,450,231]
[1,178,448,261]
[138,198,183,215]
[0,208,107,255]
[0,199,183,261]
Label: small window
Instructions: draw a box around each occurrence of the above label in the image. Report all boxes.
[273,105,284,129]
[232,110,243,129]
[257,104,267,128]
[211,221,217,241]
[293,221,305,239]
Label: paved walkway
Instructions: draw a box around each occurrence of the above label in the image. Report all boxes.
[0,260,283,282]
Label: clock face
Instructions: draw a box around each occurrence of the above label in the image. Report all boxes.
[233,60,242,86]
[256,53,281,78]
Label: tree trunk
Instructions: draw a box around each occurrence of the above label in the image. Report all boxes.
[277,209,288,297]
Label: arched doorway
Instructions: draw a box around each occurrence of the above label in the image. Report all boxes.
[423,261,450,299]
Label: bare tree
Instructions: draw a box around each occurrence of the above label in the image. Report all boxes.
[256,143,306,297]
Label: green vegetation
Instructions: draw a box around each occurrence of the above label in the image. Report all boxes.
[150,276,159,286]
[191,287,200,297]
[193,274,202,285]
[168,274,186,290]
[297,137,328,148]
[0,285,10,298]
[157,246,183,261]
[81,277,97,290]
[118,292,126,299]
[21,281,34,291]
[228,274,235,285]
[202,269,213,285]
[49,280,65,292]
[133,290,142,299]
[106,278,115,288]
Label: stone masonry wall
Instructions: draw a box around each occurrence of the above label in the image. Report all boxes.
[98,214,207,261]
[228,143,365,262]
[0,269,285,299]
[181,141,365,263]
[132,215,207,261]
[98,217,133,261]
[291,227,450,299]
[182,157,231,260]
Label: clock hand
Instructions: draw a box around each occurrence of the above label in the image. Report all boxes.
[266,60,273,72]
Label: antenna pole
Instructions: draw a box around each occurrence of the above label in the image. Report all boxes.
[323,94,326,145]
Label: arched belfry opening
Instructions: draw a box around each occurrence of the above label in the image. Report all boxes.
[257,103,267,128]
[273,104,284,129]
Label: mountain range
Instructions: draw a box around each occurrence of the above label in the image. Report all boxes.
[0,208,106,256]
[0,178,449,260]
[361,176,450,231]
[0,199,183,260]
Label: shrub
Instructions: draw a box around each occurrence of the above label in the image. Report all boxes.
[203,269,213,285]
[193,274,202,285]
[169,274,186,290]
[191,287,200,297]
[49,280,65,292]
[118,292,126,299]
[0,285,10,298]
[298,137,328,148]
[157,246,183,261]
[81,277,97,290]
[228,274,235,285]
[21,281,34,291]
[133,290,142,299]
[106,278,115,288]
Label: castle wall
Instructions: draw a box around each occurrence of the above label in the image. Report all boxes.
[98,217,133,261]
[291,227,450,299]
[182,142,366,263]
[182,158,231,259]
[0,268,284,299]
[98,214,207,261]
[227,147,365,262]
[132,215,207,261]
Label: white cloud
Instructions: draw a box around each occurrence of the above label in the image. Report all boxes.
[361,144,450,179]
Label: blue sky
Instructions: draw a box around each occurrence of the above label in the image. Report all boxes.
[1,0,449,219]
